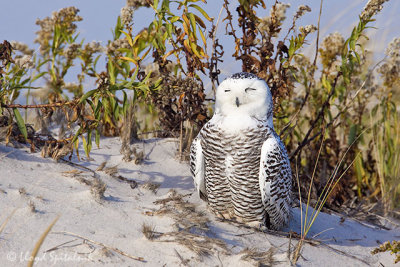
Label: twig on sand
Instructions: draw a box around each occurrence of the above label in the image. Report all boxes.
[0,208,17,235]
[319,242,370,265]
[60,158,97,176]
[0,151,14,160]
[52,231,145,262]
[218,217,371,265]
[174,249,190,266]
[287,232,292,262]
[44,239,79,253]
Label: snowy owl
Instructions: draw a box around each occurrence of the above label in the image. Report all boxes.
[190,72,292,230]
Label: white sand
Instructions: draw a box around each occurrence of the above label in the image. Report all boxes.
[0,137,399,266]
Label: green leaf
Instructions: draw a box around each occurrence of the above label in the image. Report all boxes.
[87,130,92,155]
[95,129,100,148]
[169,16,180,23]
[20,78,31,86]
[13,108,27,140]
[73,138,80,160]
[161,0,171,11]
[354,155,365,196]
[31,72,47,83]
[121,30,134,47]
[108,60,116,84]
[122,90,128,115]
[348,124,357,145]
[82,135,88,157]
[82,130,93,158]
[114,17,123,39]
[93,55,101,68]
[72,127,83,143]
[199,28,207,46]
[166,23,173,38]
[79,89,97,104]
[189,4,212,21]
[86,99,94,110]
[188,13,197,39]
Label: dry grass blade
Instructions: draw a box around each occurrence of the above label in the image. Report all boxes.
[0,208,17,236]
[96,161,107,171]
[293,128,369,264]
[28,200,36,213]
[151,190,230,259]
[303,128,325,231]
[292,239,304,264]
[90,177,107,201]
[141,182,161,194]
[113,174,138,189]
[52,231,145,262]
[153,190,209,232]
[61,167,107,201]
[62,169,83,176]
[159,231,230,258]
[0,151,14,159]
[104,165,119,177]
[240,247,276,266]
[304,131,367,234]
[142,223,161,240]
[44,239,79,253]
[174,249,190,266]
[28,215,60,267]
[60,159,97,175]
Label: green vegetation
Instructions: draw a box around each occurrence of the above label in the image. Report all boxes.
[0,0,399,224]
[372,240,400,264]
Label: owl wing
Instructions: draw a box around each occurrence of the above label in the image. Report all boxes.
[259,135,292,230]
[190,136,207,200]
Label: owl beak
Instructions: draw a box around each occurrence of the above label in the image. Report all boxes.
[235,97,240,107]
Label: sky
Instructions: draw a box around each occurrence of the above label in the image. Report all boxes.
[0,0,398,88]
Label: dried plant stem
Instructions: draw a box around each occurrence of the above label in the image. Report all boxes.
[313,0,323,67]
[60,158,97,176]
[0,151,14,160]
[292,238,303,263]
[293,0,324,118]
[305,129,368,233]
[28,215,60,267]
[52,231,145,262]
[293,128,367,264]
[174,249,189,266]
[1,101,76,109]
[209,6,224,93]
[44,239,79,253]
[290,74,339,160]
[281,0,324,148]
[0,208,17,235]
[302,127,326,240]
[179,120,183,161]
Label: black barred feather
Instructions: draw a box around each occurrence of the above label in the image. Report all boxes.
[189,72,292,230]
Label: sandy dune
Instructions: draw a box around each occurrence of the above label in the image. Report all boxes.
[0,138,399,266]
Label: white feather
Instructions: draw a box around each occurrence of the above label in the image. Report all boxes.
[259,135,292,228]
[259,137,277,206]
[190,72,292,230]
[192,138,206,197]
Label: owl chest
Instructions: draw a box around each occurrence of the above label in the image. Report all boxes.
[201,126,266,177]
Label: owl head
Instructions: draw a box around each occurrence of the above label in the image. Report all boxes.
[215,72,273,122]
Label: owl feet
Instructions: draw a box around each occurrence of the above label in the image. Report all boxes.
[234,217,268,230]
[214,211,233,220]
